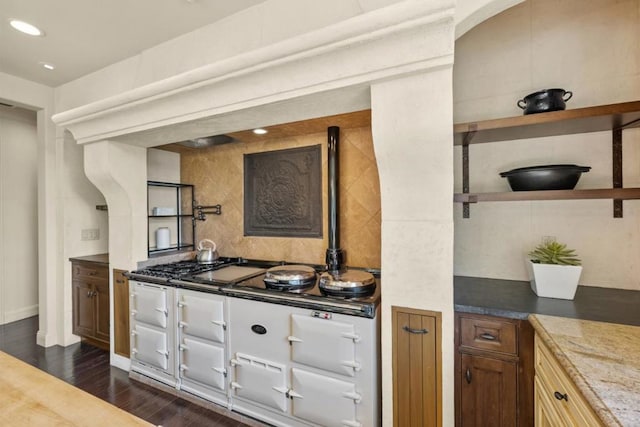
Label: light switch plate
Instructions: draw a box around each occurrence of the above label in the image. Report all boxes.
[81,228,100,241]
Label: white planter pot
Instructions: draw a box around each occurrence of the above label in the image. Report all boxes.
[528,261,582,300]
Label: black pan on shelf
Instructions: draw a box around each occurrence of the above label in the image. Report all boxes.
[499,164,591,191]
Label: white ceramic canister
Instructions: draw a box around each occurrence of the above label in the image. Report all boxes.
[156,227,170,249]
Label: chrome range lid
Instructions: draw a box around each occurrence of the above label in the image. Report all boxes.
[319,269,376,297]
[263,265,317,290]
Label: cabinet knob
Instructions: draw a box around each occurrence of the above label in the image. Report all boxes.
[554,391,568,401]
[465,368,472,384]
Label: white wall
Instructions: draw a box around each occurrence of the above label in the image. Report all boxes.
[147,149,180,183]
[0,106,39,323]
[61,129,108,345]
[453,0,640,290]
[63,130,109,259]
[147,149,181,249]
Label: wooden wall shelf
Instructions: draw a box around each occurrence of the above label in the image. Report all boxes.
[454,100,640,145]
[454,100,640,218]
[455,188,640,203]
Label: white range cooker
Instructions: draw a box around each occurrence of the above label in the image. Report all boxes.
[126,258,381,427]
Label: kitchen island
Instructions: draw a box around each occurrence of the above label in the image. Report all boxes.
[530,314,640,426]
[0,350,152,426]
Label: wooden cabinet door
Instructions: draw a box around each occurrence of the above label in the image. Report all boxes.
[392,306,441,427]
[534,376,568,427]
[459,353,517,427]
[94,280,110,343]
[113,269,130,357]
[73,280,95,337]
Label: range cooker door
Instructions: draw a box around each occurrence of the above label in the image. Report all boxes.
[131,324,170,371]
[230,353,288,412]
[131,283,168,328]
[290,368,361,427]
[178,291,225,343]
[289,314,359,377]
[179,337,225,391]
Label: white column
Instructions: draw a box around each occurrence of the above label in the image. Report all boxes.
[36,108,61,347]
[84,141,148,270]
[371,68,455,426]
[83,140,148,369]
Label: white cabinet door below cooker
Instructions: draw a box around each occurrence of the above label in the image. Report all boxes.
[289,314,358,377]
[179,338,225,390]
[132,324,170,371]
[231,353,288,412]
[131,284,168,328]
[291,368,360,427]
[178,292,225,343]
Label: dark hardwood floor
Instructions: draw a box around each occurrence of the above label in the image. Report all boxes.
[0,316,250,427]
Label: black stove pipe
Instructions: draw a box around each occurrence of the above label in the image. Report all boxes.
[326,126,346,273]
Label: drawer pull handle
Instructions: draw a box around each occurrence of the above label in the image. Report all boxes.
[465,368,472,384]
[479,332,496,341]
[403,326,429,335]
[554,391,568,401]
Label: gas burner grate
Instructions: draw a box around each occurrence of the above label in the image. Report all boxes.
[132,259,227,279]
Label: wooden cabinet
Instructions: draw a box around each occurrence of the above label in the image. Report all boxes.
[455,312,534,427]
[392,306,442,427]
[454,100,640,218]
[113,269,130,357]
[534,336,603,426]
[71,258,109,350]
[459,354,517,425]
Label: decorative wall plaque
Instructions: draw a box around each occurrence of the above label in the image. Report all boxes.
[244,145,322,237]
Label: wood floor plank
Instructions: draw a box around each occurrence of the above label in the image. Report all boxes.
[0,316,254,427]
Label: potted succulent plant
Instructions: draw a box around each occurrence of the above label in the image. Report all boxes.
[528,239,582,300]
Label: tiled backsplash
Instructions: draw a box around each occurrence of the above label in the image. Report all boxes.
[181,126,381,267]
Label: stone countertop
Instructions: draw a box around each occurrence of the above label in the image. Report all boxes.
[68,253,109,265]
[455,276,640,326]
[529,314,640,427]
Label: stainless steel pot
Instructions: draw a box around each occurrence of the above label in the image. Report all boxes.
[196,239,219,264]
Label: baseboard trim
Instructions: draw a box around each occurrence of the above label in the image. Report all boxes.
[2,305,39,325]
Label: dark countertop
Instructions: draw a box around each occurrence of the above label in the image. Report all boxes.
[69,253,109,265]
[455,276,640,326]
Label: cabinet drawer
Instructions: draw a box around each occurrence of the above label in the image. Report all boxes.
[460,315,517,355]
[72,262,108,282]
[535,337,603,426]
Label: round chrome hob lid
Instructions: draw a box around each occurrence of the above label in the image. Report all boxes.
[319,269,376,297]
[263,265,317,290]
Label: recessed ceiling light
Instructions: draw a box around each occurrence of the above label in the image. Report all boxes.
[40,62,55,70]
[253,128,268,135]
[9,19,44,37]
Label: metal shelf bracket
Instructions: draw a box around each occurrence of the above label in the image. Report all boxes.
[462,124,477,218]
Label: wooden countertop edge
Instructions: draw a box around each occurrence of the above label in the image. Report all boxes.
[528,314,622,427]
[69,253,109,265]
